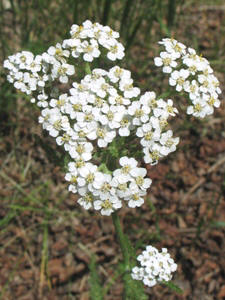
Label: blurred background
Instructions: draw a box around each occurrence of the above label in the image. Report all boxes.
[0,0,225,299]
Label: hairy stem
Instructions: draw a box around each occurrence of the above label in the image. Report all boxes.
[112,212,131,299]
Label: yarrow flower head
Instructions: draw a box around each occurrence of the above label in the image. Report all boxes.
[131,245,177,287]
[155,38,221,118]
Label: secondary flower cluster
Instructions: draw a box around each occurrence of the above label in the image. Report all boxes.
[3,49,76,97]
[131,246,177,287]
[3,20,124,99]
[154,38,221,118]
[65,157,152,215]
[64,19,125,61]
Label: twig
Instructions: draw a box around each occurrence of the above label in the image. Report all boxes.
[182,153,225,203]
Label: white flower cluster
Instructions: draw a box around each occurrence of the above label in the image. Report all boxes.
[65,156,152,215]
[3,48,76,98]
[64,20,125,61]
[3,20,124,100]
[154,38,221,118]
[131,245,177,287]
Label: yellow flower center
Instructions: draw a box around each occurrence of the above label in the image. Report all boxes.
[97,128,106,138]
[177,77,185,86]
[87,173,95,183]
[101,183,111,193]
[122,165,131,174]
[162,57,171,66]
[76,144,85,154]
[101,199,112,209]
[107,111,114,121]
[84,113,94,122]
[53,120,62,130]
[73,103,82,111]
[194,103,201,112]
[165,138,174,147]
[135,109,144,118]
[62,133,70,142]
[133,194,140,201]
[55,48,63,56]
[76,159,85,168]
[118,183,127,191]
[84,193,93,203]
[71,176,77,184]
[57,99,65,107]
[144,131,153,141]
[136,176,144,186]
[120,118,129,127]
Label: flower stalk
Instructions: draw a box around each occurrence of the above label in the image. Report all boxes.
[112,211,130,268]
[112,211,132,299]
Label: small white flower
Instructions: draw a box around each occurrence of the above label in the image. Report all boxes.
[111,175,131,198]
[153,99,178,119]
[187,100,210,118]
[106,41,125,61]
[140,91,157,110]
[65,165,86,193]
[154,51,177,73]
[128,101,150,125]
[130,167,152,190]
[113,156,138,181]
[99,104,125,129]
[131,267,145,281]
[48,43,70,62]
[183,80,200,100]
[118,116,132,137]
[169,69,190,92]
[79,162,102,189]
[78,190,94,210]
[96,127,116,148]
[68,141,93,161]
[119,78,140,98]
[159,130,179,156]
[124,186,146,208]
[52,62,75,83]
[108,66,131,83]
[94,194,122,216]
[136,122,161,147]
[143,144,162,165]
[81,39,100,62]
[50,93,68,113]
[15,51,34,69]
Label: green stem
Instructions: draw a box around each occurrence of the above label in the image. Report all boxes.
[112,212,131,299]
[112,212,130,267]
